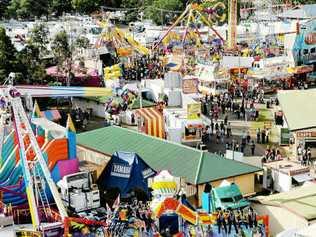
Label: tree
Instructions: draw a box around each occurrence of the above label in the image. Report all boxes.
[18,45,47,84]
[29,23,49,57]
[71,0,102,14]
[145,0,184,25]
[7,0,49,19]
[75,36,90,49]
[0,27,18,83]
[0,0,10,18]
[120,0,144,23]
[51,30,72,85]
[51,0,72,16]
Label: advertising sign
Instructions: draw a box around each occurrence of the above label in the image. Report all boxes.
[187,103,201,120]
[111,163,131,178]
[182,78,199,94]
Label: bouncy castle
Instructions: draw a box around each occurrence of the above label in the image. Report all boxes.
[0,103,79,207]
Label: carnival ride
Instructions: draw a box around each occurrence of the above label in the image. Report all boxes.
[0,85,112,234]
[153,2,226,49]
[96,20,150,56]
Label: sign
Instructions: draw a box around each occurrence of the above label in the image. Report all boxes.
[182,78,198,94]
[187,103,201,120]
[304,32,316,45]
[142,168,156,179]
[296,131,316,138]
[264,121,272,129]
[111,163,131,178]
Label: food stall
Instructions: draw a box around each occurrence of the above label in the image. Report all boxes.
[196,64,230,95]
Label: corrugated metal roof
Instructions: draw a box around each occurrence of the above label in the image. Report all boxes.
[254,184,316,221]
[278,89,316,131]
[77,126,261,184]
[279,4,316,19]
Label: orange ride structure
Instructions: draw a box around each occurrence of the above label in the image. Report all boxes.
[153,2,226,49]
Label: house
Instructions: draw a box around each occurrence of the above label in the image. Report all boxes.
[76,126,261,206]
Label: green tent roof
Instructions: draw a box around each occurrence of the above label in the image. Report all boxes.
[129,97,155,110]
[77,126,261,184]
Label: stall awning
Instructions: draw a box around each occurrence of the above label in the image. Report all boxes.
[136,107,165,139]
[288,65,314,74]
[293,173,314,183]
[40,110,61,121]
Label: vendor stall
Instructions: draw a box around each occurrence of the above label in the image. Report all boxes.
[263,160,314,192]
[196,64,230,95]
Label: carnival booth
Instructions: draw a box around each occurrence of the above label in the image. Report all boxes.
[135,107,165,139]
[196,64,230,95]
[263,160,314,192]
[164,108,204,145]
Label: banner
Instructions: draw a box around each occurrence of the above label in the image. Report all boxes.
[187,103,201,120]
[111,163,131,178]
[182,78,199,94]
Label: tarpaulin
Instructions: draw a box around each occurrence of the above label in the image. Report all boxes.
[136,108,165,138]
[40,110,61,121]
[98,151,156,197]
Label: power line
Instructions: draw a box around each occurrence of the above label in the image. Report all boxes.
[101,5,183,14]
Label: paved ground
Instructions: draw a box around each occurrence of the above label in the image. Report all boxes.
[77,97,282,160]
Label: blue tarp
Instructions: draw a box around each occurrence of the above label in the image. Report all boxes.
[98,151,156,197]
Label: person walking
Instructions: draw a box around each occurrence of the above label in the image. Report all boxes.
[237,208,248,229]
[261,129,266,144]
[266,129,270,144]
[215,122,219,132]
[224,114,228,125]
[256,128,261,143]
[246,131,251,144]
[206,125,211,142]
[216,130,220,144]
[251,140,256,156]
[217,210,227,234]
[220,121,225,132]
[248,208,257,229]
[307,147,312,166]
[228,209,238,234]
[226,122,232,138]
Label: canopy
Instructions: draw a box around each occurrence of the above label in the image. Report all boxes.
[40,110,61,121]
[136,108,165,139]
[293,173,314,183]
[98,151,156,197]
[31,118,67,138]
[288,65,313,74]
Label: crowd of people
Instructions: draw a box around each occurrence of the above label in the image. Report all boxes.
[216,207,261,235]
[297,145,312,166]
[122,53,165,81]
[262,146,282,163]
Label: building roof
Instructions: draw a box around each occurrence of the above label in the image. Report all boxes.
[77,126,261,184]
[278,4,316,19]
[253,184,316,221]
[278,89,316,131]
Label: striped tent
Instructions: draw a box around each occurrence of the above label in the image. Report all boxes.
[136,108,165,139]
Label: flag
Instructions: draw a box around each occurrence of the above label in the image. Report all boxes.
[32,100,41,118]
[66,114,76,132]
[112,194,120,209]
